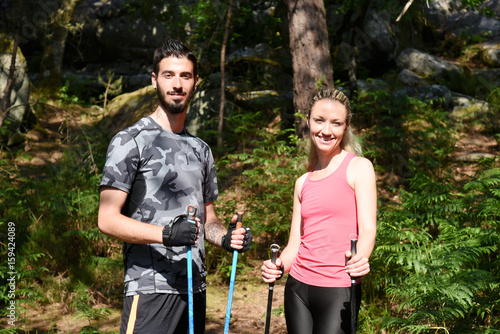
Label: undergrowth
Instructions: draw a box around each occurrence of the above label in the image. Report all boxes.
[1,87,499,333]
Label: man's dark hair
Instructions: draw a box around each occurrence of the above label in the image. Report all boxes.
[153,39,198,78]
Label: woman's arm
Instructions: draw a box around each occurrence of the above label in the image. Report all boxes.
[346,157,377,277]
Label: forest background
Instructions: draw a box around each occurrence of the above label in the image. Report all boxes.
[0,0,499,333]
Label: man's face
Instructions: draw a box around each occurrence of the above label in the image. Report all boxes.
[152,56,198,114]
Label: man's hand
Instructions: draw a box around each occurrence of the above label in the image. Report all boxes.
[221,215,253,252]
[162,214,200,247]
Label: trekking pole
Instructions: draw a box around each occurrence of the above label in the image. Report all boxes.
[350,234,358,334]
[264,243,280,334]
[224,212,244,334]
[186,205,197,334]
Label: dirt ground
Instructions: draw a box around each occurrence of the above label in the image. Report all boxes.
[205,274,288,334]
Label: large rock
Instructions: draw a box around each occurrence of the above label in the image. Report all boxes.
[0,34,33,144]
[445,0,500,37]
[481,48,500,67]
[63,0,171,91]
[470,69,500,98]
[397,69,428,87]
[71,0,170,63]
[98,86,156,135]
[479,37,500,67]
[396,48,463,81]
[363,10,398,62]
[423,0,461,29]
[393,84,453,108]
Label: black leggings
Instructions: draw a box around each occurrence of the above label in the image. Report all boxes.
[284,275,361,334]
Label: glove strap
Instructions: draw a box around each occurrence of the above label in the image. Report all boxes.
[162,223,173,247]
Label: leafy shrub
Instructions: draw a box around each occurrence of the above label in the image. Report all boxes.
[373,163,500,333]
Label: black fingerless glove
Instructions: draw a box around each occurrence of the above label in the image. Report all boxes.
[162,214,198,247]
[241,228,253,253]
[221,225,253,253]
[221,221,237,252]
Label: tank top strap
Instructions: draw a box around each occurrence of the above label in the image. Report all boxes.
[337,152,357,176]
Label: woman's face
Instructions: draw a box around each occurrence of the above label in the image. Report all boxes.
[308,99,348,155]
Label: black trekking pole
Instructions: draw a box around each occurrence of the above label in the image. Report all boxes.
[350,235,358,334]
[264,243,280,334]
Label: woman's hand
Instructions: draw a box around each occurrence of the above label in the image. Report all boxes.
[261,258,283,284]
[345,251,370,277]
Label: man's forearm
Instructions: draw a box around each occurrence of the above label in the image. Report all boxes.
[98,212,163,244]
[204,220,227,246]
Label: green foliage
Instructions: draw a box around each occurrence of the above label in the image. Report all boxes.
[0,110,119,329]
[460,0,496,16]
[272,304,284,317]
[373,166,500,333]
[98,71,123,108]
[205,108,305,275]
[1,0,499,326]
[351,86,500,332]
[73,281,110,328]
[0,251,47,315]
[56,76,103,107]
[79,326,104,334]
[260,303,284,320]
[57,79,82,105]
[221,111,305,253]
[171,0,286,90]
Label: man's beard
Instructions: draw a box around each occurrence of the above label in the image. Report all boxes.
[157,87,194,115]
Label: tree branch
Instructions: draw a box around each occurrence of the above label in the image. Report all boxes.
[396,0,415,22]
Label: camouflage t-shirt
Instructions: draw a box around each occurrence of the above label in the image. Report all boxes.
[100,116,219,296]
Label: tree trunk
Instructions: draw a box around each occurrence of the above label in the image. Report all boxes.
[39,0,82,94]
[345,1,371,99]
[218,0,233,148]
[285,0,334,138]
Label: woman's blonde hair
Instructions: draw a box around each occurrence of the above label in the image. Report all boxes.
[306,88,362,171]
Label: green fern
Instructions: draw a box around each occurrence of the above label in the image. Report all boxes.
[374,166,500,333]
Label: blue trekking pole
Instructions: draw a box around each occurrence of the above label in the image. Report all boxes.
[186,205,197,334]
[224,212,244,334]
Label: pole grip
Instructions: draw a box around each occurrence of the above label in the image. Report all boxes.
[236,211,244,229]
[270,244,280,286]
[350,237,357,285]
[270,244,279,264]
[187,205,197,223]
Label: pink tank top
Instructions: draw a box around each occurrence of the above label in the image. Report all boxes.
[290,152,358,287]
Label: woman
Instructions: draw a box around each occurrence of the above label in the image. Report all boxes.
[261,88,377,334]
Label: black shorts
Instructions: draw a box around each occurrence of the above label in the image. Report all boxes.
[284,275,361,334]
[120,292,206,334]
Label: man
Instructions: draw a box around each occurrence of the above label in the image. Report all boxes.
[98,39,252,334]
